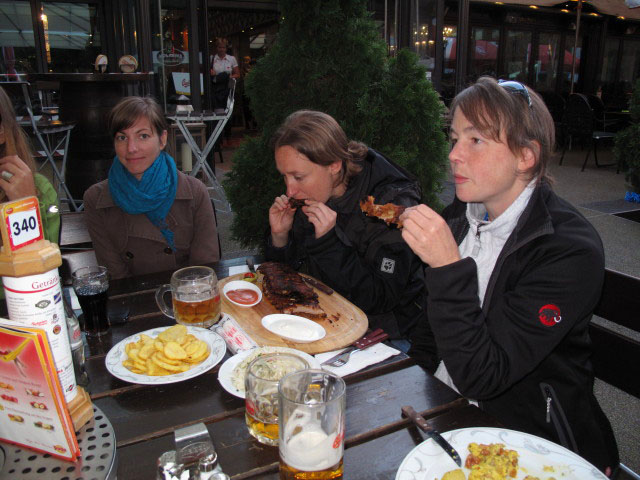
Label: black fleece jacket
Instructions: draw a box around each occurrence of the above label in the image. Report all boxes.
[266,148,433,342]
[410,182,618,471]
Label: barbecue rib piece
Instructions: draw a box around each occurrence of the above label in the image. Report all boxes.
[258,262,326,320]
[288,198,307,208]
[360,195,406,228]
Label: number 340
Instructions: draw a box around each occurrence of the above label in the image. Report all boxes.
[12,216,37,236]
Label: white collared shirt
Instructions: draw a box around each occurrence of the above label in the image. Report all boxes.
[211,54,238,75]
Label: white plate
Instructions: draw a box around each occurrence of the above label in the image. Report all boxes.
[105,326,226,385]
[261,314,326,343]
[217,346,321,399]
[396,427,607,480]
[222,280,262,307]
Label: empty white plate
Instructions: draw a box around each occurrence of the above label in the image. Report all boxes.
[261,314,326,343]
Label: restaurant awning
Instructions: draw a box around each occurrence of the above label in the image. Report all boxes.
[472,0,640,19]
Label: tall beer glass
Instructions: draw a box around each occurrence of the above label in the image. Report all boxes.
[155,266,221,328]
[278,369,346,480]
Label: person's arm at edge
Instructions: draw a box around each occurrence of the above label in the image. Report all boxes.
[34,173,60,244]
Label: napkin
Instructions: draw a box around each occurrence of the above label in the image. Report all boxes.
[228,264,261,276]
[315,343,401,377]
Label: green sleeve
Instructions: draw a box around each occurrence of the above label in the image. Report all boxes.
[34,173,61,244]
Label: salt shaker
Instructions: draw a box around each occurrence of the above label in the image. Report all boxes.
[157,450,185,480]
[197,452,223,480]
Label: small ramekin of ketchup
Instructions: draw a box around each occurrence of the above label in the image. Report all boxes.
[223,280,263,307]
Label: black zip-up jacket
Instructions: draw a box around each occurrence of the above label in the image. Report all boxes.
[410,182,618,471]
[266,148,433,342]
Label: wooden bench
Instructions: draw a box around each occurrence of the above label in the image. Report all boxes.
[590,268,640,479]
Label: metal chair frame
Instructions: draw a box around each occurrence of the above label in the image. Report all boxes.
[167,78,236,213]
[1,81,80,210]
[559,93,616,172]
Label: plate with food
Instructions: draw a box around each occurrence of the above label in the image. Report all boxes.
[217,346,320,398]
[105,324,226,385]
[261,314,326,343]
[396,427,607,480]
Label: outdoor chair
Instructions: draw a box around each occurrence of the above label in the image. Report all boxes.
[559,93,616,172]
[586,94,622,132]
[0,80,80,210]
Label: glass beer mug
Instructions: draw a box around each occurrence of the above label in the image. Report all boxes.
[244,353,310,446]
[278,369,346,480]
[155,266,221,328]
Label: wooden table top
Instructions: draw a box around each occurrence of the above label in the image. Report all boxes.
[78,257,501,478]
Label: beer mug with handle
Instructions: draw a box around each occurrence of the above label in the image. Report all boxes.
[155,266,221,328]
[278,369,346,480]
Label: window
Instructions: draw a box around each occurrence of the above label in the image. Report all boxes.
[0,1,37,76]
[533,32,561,91]
[41,2,101,73]
[411,0,438,78]
[504,30,532,82]
[469,27,499,81]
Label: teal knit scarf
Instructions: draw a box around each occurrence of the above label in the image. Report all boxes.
[108,151,178,250]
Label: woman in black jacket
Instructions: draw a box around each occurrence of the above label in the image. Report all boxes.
[266,110,433,346]
[403,77,618,474]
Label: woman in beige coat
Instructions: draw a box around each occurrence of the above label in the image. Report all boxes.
[83,96,219,279]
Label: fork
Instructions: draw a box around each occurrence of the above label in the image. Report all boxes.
[322,329,389,367]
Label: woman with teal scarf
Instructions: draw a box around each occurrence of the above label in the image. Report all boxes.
[83,96,220,279]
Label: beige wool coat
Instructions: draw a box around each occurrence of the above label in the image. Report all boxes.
[83,171,220,279]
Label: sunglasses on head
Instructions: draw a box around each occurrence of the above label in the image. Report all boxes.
[498,79,532,108]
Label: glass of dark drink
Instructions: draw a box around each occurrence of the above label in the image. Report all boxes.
[72,266,110,337]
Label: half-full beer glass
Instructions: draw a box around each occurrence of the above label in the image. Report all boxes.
[278,369,346,480]
[155,266,221,328]
[245,353,309,446]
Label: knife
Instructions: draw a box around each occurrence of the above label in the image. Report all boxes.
[401,405,462,467]
[302,276,334,295]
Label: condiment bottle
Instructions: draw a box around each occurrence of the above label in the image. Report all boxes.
[63,294,89,387]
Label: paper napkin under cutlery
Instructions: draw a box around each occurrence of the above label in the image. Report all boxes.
[315,343,401,376]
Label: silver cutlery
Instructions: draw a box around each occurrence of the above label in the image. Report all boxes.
[401,405,462,467]
[321,328,388,367]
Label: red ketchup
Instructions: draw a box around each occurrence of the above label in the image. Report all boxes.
[227,289,259,305]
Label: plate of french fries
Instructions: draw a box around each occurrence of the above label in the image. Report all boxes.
[105,324,227,384]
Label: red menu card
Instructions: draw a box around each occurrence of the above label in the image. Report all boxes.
[0,324,79,461]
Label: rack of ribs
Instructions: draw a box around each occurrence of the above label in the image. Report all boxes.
[257,262,326,320]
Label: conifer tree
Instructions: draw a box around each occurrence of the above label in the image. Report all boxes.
[223,0,448,249]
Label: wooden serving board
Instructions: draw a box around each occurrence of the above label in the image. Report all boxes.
[219,273,368,354]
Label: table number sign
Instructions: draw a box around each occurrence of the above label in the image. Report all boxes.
[2,197,44,251]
